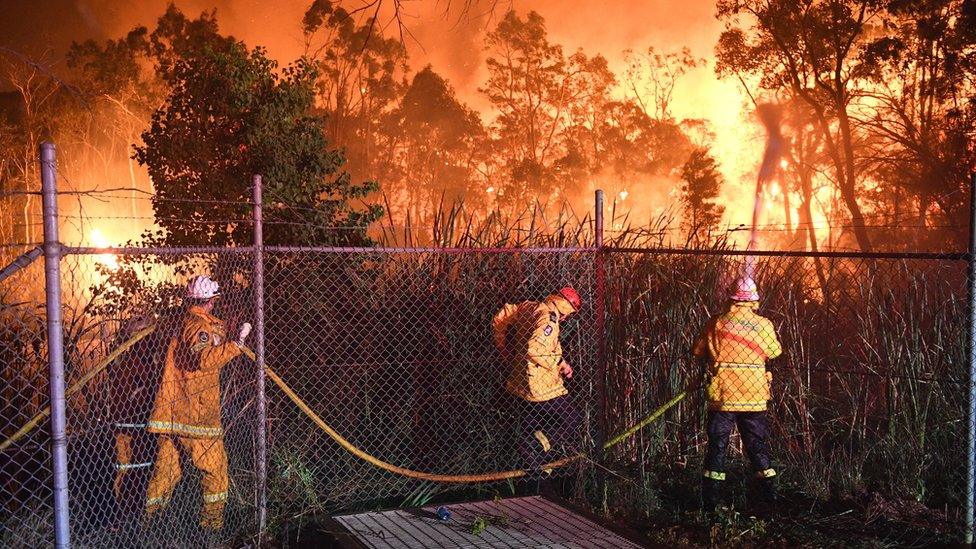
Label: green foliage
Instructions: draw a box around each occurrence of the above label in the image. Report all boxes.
[134,25,381,247]
[469,512,509,536]
[707,507,768,546]
[67,27,151,97]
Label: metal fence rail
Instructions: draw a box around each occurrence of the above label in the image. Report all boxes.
[0,143,974,546]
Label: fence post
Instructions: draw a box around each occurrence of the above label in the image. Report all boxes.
[252,175,268,537]
[594,189,607,507]
[41,142,71,548]
[967,171,976,544]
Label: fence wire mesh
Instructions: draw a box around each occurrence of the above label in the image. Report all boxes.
[263,249,597,515]
[1,248,260,547]
[2,238,976,545]
[603,249,970,537]
[0,244,53,547]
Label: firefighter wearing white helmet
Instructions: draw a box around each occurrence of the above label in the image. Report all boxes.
[692,275,782,512]
[145,275,251,530]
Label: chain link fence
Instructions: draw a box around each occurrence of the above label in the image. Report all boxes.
[2,247,260,547]
[602,248,971,537]
[263,248,597,518]
[1,146,975,546]
[1,244,53,547]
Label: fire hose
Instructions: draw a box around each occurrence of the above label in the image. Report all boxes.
[0,325,156,453]
[0,325,697,482]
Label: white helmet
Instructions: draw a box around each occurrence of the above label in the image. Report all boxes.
[186,275,220,299]
[730,276,759,302]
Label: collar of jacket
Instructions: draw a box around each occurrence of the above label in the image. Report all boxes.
[544,295,574,318]
[728,302,759,316]
[188,305,221,324]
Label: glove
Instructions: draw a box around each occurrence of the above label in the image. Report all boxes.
[236,322,252,346]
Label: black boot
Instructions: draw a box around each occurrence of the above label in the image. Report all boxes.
[757,477,776,504]
[701,477,722,512]
[749,477,777,517]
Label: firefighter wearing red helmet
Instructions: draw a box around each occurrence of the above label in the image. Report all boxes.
[492,286,583,475]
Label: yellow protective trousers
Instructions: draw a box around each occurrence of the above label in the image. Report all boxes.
[114,427,153,500]
[145,435,229,529]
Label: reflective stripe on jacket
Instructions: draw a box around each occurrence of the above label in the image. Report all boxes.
[693,302,782,412]
[493,298,568,403]
[147,306,241,438]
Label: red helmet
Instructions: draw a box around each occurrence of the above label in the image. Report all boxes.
[557,286,582,311]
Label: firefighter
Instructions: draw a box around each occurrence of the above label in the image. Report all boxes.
[144,275,250,530]
[492,286,583,473]
[693,276,782,511]
[111,316,160,506]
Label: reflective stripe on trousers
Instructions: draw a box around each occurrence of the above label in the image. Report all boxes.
[145,435,229,529]
[703,410,775,479]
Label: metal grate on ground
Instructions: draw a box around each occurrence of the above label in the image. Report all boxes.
[330,495,646,549]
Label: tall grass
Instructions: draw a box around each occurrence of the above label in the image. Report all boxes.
[0,202,968,543]
[603,249,968,533]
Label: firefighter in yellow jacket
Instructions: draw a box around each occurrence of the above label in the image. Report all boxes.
[144,275,251,530]
[493,286,582,471]
[110,316,160,510]
[693,276,782,511]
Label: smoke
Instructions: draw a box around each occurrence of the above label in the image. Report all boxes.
[73,0,103,35]
[2,0,771,244]
[755,103,785,185]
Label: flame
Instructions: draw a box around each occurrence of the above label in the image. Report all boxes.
[91,229,119,271]
[618,190,629,201]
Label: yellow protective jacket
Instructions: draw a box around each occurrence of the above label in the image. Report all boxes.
[147,306,242,438]
[693,302,782,412]
[493,298,568,403]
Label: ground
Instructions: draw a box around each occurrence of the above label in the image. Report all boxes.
[627,484,958,548]
[266,478,959,549]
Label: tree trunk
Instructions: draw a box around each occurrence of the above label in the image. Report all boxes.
[836,108,872,251]
[798,162,830,304]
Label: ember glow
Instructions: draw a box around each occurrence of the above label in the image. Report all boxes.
[90,229,119,271]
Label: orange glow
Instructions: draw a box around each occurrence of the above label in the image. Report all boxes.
[90,229,119,271]
[32,3,823,251]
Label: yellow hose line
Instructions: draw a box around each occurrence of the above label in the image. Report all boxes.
[250,348,581,483]
[1,323,690,482]
[602,386,700,451]
[0,325,156,453]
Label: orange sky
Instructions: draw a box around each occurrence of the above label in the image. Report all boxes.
[4,0,773,245]
[72,0,765,181]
